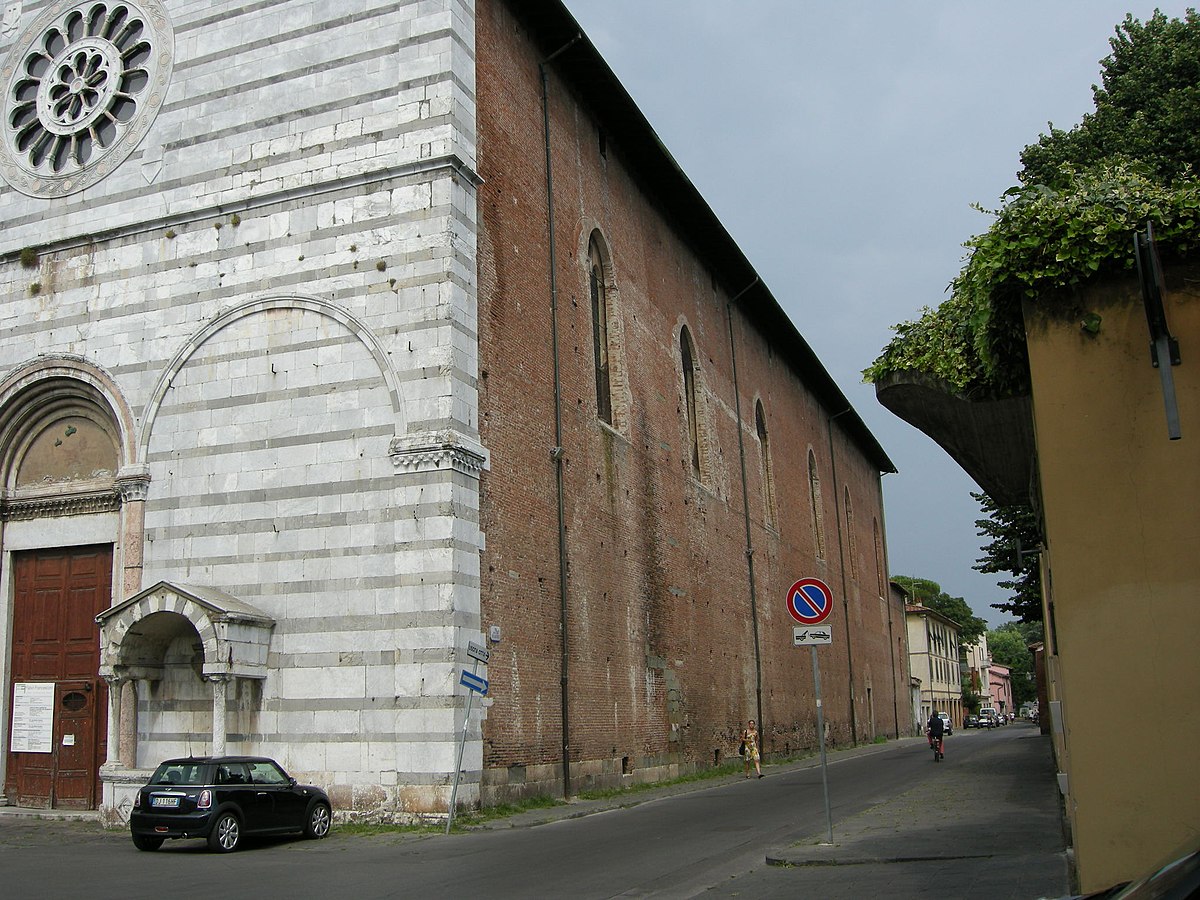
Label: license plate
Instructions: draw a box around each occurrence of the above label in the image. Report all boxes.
[151,796,180,808]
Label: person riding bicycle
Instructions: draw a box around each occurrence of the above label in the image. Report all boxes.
[926,710,946,757]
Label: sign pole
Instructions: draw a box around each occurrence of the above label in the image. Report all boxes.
[446,657,472,835]
[445,642,491,833]
[445,660,477,835]
[811,645,834,844]
[787,578,836,843]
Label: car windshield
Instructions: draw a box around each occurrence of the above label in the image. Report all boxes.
[150,762,207,786]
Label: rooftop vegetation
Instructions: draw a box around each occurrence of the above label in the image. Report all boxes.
[864,10,1200,397]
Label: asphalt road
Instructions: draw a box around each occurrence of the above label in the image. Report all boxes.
[0,723,1064,899]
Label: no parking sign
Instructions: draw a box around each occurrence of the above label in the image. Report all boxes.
[786,578,834,626]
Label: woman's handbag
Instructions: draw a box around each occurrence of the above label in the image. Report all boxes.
[738,740,746,756]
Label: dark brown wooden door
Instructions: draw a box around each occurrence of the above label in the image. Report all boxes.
[6,546,111,809]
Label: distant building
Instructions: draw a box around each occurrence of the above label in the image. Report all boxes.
[988,663,1013,717]
[962,633,991,711]
[904,600,962,726]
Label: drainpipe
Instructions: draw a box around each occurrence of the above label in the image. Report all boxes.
[827,409,858,743]
[724,277,763,739]
[540,34,581,798]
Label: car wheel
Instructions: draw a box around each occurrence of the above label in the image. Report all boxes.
[132,834,164,851]
[305,801,332,839]
[207,811,241,853]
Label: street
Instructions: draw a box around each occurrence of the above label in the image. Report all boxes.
[0,723,1067,899]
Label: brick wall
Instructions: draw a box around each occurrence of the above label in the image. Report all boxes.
[475,0,909,801]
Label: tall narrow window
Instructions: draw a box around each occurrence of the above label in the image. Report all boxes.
[809,449,826,558]
[873,518,885,597]
[680,326,701,476]
[589,239,613,424]
[845,487,858,580]
[756,400,777,529]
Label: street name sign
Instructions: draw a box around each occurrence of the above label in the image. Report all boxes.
[467,641,490,664]
[786,578,834,625]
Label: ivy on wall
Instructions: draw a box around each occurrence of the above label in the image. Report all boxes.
[864,165,1200,397]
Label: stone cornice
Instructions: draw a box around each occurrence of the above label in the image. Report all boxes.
[389,431,488,477]
[2,490,119,521]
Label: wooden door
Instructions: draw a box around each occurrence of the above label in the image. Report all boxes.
[6,546,111,809]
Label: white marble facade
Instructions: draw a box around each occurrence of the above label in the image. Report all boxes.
[0,0,484,822]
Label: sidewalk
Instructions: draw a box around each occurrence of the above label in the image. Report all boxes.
[0,804,97,822]
[766,728,1071,900]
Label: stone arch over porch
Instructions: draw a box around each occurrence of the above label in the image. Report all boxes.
[96,581,274,765]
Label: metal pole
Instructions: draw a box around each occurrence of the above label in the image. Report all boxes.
[445,663,477,834]
[812,645,834,844]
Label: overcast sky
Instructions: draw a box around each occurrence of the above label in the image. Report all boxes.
[560,1,1193,627]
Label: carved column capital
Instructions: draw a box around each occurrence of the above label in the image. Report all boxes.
[115,465,152,502]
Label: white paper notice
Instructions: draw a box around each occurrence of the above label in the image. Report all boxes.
[11,682,54,753]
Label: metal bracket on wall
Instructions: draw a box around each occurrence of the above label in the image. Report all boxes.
[1134,222,1182,439]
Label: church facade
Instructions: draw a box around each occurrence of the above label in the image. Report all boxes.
[0,0,905,822]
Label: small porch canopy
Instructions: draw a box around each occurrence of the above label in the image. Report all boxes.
[97,581,274,682]
[95,581,274,760]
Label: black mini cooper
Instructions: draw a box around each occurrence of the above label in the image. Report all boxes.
[129,756,332,852]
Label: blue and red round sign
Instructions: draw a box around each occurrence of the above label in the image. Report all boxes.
[786,578,834,625]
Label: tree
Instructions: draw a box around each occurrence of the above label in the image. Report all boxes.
[865,10,1200,399]
[1019,10,1200,189]
[961,676,982,714]
[987,623,1038,708]
[892,575,987,647]
[972,491,1043,624]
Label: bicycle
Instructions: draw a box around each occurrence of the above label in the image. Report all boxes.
[928,732,944,762]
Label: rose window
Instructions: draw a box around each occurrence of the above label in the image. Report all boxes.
[0,0,172,197]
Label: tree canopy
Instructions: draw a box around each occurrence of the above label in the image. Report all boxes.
[1019,10,1200,188]
[864,10,1200,397]
[892,575,987,647]
[972,492,1043,624]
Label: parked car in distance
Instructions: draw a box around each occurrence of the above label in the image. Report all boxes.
[978,707,999,728]
[938,712,952,736]
[964,714,979,728]
[130,756,331,853]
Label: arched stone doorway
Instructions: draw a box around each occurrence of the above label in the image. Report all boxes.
[0,362,141,810]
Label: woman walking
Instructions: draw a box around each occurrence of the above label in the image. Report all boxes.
[741,719,763,778]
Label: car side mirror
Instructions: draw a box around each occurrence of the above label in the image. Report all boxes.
[289,777,297,787]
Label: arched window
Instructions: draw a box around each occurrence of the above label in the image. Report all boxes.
[588,238,612,424]
[844,487,857,580]
[680,326,701,477]
[873,517,885,597]
[755,400,776,529]
[808,449,826,558]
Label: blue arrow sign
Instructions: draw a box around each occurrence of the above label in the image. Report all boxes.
[460,669,489,695]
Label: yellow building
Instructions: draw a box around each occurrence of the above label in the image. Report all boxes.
[904,602,962,729]
[878,262,1200,890]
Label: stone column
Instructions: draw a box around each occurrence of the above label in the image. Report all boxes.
[209,676,229,757]
[115,466,151,601]
[119,680,138,767]
[102,675,123,766]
